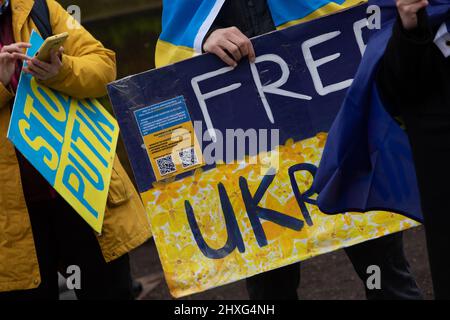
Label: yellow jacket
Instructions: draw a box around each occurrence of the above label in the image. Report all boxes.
[0,0,152,293]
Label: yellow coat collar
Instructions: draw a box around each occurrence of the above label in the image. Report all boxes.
[10,0,35,41]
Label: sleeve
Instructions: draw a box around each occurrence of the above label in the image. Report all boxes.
[0,83,14,110]
[201,12,227,53]
[377,10,434,109]
[38,0,117,99]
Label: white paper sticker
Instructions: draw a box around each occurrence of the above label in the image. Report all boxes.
[434,22,450,58]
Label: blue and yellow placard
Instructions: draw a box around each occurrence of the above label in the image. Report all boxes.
[109,4,420,297]
[7,31,119,233]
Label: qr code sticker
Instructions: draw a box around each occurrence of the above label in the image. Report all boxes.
[179,148,199,168]
[156,154,177,176]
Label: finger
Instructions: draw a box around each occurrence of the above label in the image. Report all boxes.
[419,0,429,8]
[407,1,428,13]
[12,53,32,62]
[210,47,237,67]
[14,42,32,49]
[247,41,256,63]
[50,49,62,66]
[244,34,256,63]
[26,64,45,78]
[228,33,249,57]
[221,40,242,62]
[229,32,256,62]
[23,68,44,80]
[2,42,31,53]
[22,67,37,77]
[408,1,428,11]
[2,45,23,54]
[31,58,52,72]
[400,0,427,12]
[229,26,247,37]
[397,0,422,5]
[27,61,48,78]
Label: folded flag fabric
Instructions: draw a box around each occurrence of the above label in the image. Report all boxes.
[434,20,450,57]
[313,0,450,223]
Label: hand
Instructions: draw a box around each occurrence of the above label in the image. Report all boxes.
[396,0,429,30]
[203,27,256,67]
[0,42,31,86]
[23,47,64,81]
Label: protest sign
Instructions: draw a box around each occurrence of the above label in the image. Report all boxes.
[8,31,119,233]
[108,4,419,297]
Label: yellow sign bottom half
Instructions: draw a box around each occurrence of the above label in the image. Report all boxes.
[141,133,420,298]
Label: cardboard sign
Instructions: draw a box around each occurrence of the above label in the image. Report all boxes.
[108,4,419,297]
[8,31,119,233]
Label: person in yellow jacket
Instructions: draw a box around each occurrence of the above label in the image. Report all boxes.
[0,0,151,300]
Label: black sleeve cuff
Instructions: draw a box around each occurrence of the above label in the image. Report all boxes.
[393,10,433,46]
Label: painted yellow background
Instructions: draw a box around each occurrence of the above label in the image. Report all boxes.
[141,133,420,298]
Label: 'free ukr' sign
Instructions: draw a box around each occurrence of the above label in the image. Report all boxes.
[108,4,418,297]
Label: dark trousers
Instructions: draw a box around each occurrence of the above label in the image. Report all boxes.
[0,196,133,300]
[246,232,423,300]
[421,202,450,300]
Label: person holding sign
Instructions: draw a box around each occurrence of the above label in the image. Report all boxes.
[0,0,151,300]
[156,0,423,300]
[377,0,450,299]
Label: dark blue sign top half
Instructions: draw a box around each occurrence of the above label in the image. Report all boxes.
[108,4,373,193]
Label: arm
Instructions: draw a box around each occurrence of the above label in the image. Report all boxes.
[377,1,433,107]
[33,0,116,99]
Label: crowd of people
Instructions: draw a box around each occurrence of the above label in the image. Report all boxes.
[0,0,448,300]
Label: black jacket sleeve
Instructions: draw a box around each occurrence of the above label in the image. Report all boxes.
[377,10,435,115]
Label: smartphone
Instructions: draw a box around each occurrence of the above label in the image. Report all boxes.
[35,32,69,62]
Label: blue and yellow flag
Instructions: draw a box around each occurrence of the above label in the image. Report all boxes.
[156,0,364,67]
[314,0,450,223]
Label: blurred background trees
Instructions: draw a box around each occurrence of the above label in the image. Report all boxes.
[58,0,162,77]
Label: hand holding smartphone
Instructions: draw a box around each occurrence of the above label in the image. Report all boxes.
[35,32,68,62]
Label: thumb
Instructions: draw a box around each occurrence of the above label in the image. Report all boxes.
[50,47,62,64]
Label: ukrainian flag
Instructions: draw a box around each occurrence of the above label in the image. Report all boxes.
[156,0,365,67]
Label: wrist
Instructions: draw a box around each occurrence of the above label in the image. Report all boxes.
[202,28,218,53]
[399,13,418,30]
